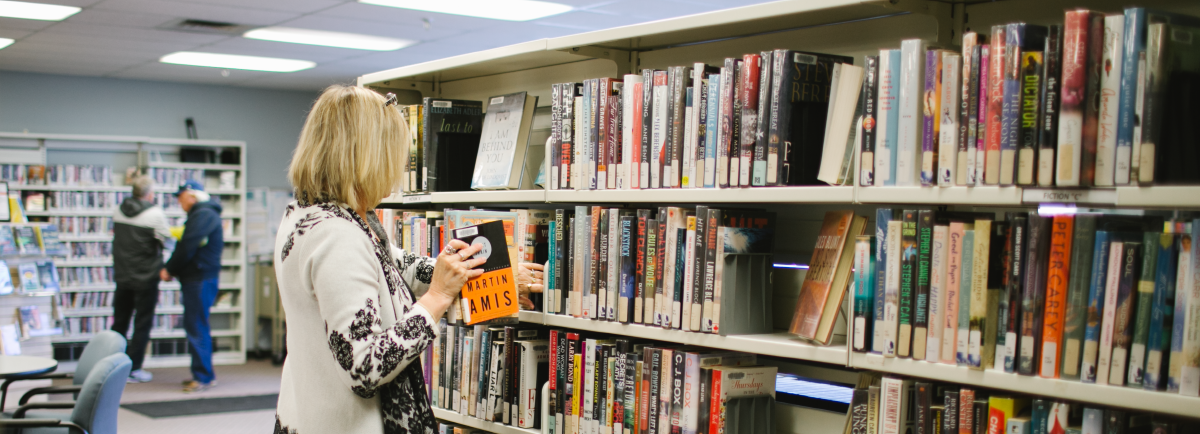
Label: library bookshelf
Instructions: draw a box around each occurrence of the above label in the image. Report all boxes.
[0,132,248,369]
[359,0,1200,428]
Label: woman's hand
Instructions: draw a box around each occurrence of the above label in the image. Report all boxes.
[416,239,485,319]
[516,262,545,310]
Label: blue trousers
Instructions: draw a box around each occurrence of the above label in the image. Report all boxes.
[181,277,219,383]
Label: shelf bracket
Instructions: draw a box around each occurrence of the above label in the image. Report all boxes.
[878,0,956,47]
[561,46,633,75]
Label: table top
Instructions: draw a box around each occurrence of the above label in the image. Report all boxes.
[0,355,58,378]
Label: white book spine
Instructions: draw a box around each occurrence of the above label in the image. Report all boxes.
[583,339,596,427]
[879,377,902,434]
[939,53,961,187]
[683,222,696,330]
[717,66,732,188]
[1097,242,1124,385]
[927,225,949,361]
[652,78,668,189]
[883,221,903,356]
[1096,15,1124,186]
[875,50,897,186]
[623,75,641,190]
[1182,224,1200,396]
[896,39,926,186]
[683,97,696,189]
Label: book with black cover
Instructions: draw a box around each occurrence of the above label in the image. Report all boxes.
[422,98,485,192]
[768,50,854,186]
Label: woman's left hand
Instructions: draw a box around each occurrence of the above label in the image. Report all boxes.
[515,262,545,310]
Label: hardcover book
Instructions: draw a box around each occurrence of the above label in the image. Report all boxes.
[768,50,854,186]
[957,32,980,186]
[861,55,880,187]
[1038,26,1063,187]
[423,98,485,192]
[1040,215,1075,378]
[898,210,918,358]
[920,49,944,187]
[875,49,902,186]
[790,210,867,344]
[453,220,519,325]
[896,39,927,187]
[472,92,539,190]
[1095,15,1125,187]
[939,52,961,187]
[984,25,1006,185]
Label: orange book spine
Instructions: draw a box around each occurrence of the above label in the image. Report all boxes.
[1039,215,1074,378]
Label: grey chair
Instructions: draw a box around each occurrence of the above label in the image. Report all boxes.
[4,352,132,434]
[0,331,127,410]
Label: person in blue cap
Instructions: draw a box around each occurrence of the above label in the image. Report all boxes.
[161,178,224,393]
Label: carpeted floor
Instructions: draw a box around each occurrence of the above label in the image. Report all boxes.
[122,393,279,418]
[116,359,282,434]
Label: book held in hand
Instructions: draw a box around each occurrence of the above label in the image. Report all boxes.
[454,220,519,325]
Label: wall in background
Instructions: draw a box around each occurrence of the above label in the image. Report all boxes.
[0,71,320,189]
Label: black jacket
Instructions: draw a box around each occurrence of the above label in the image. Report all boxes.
[166,200,224,281]
[113,198,173,286]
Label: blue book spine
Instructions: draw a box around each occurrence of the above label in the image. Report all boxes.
[956,228,974,366]
[548,220,557,312]
[1144,232,1177,390]
[1001,23,1024,185]
[885,50,902,185]
[1081,230,1112,383]
[1030,399,1049,434]
[1115,8,1145,164]
[873,208,893,353]
[703,74,721,188]
[1168,230,1190,392]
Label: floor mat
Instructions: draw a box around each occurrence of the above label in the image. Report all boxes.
[121,394,278,418]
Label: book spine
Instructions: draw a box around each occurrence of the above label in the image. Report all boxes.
[752,53,772,186]
[884,220,903,357]
[598,78,611,190]
[880,377,902,434]
[1095,15,1124,186]
[1109,241,1142,386]
[701,210,720,333]
[644,223,658,326]
[984,26,1006,185]
[861,55,879,187]
[704,75,721,188]
[610,211,622,321]
[914,210,935,360]
[897,39,925,186]
[550,331,561,431]
[590,79,601,190]
[655,209,669,327]
[969,219,992,369]
[974,46,990,185]
[1060,216,1095,380]
[612,85,625,190]
[1000,24,1022,186]
[673,226,688,330]
[1040,215,1074,378]
[636,210,649,324]
[668,67,685,189]
[850,388,869,434]
[739,54,759,187]
[1096,240,1126,385]
[1019,216,1050,375]
[597,211,610,321]
[875,209,893,354]
[1182,220,1200,395]
[620,216,635,323]
[652,72,670,189]
[718,59,735,188]
[728,61,743,187]
[658,350,672,434]
[921,49,942,186]
[956,388,974,434]
[899,210,918,358]
[1080,231,1111,383]
[854,235,875,353]
[1167,229,1191,392]
[1079,13,1105,187]
[691,207,708,332]
[943,222,964,363]
[690,64,707,189]
[625,353,638,433]
[1129,231,1159,387]
[928,225,949,361]
[624,75,640,190]
[1137,25,1166,184]
[986,222,1009,371]
[876,50,900,186]
[588,206,601,319]
[1001,215,1026,373]
[584,340,596,430]
[641,70,655,190]
[942,391,958,434]
[552,84,563,191]
[915,382,932,434]
[1115,9,1144,186]
[957,227,975,366]
[958,33,978,186]
[1017,50,1043,186]
[1038,27,1062,187]
[939,53,961,187]
[669,351,684,434]
[710,226,726,335]
[1144,232,1177,391]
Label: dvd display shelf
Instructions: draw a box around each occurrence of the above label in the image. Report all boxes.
[360,0,1200,426]
[0,132,249,368]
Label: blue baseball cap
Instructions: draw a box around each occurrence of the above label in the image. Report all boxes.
[176,179,205,196]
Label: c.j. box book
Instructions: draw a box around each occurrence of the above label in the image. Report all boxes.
[454,220,519,325]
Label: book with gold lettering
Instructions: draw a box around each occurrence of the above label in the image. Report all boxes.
[790,210,867,344]
[454,220,519,325]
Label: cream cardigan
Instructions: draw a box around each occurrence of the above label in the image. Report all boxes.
[273,201,439,434]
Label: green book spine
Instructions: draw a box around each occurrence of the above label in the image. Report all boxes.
[1127,230,1160,387]
[956,226,975,366]
[1060,215,1097,380]
[914,210,935,360]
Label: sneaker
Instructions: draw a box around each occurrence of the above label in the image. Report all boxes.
[182,380,217,393]
[127,369,153,383]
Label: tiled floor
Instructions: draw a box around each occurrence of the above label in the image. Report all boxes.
[4,359,283,434]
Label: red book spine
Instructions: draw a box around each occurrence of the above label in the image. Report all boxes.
[640,347,652,434]
[984,25,1006,185]
[610,92,623,189]
[1057,11,1097,187]
[739,54,761,188]
[1040,215,1074,378]
[708,370,722,434]
[957,388,975,434]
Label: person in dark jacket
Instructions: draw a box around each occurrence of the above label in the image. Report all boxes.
[112,175,174,383]
[162,179,224,393]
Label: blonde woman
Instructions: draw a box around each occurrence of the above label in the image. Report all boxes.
[273,86,543,434]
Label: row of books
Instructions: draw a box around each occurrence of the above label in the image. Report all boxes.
[540,206,780,336]
[53,337,194,362]
[434,423,485,434]
[48,217,112,236]
[57,266,113,288]
[849,209,1200,396]
[62,314,185,336]
[40,191,131,212]
[55,290,235,310]
[144,168,205,189]
[847,374,1197,434]
[395,91,542,194]
[863,8,1200,188]
[0,164,115,187]
[545,48,857,192]
[425,321,778,434]
[65,241,111,261]
[382,208,552,266]
[0,223,66,257]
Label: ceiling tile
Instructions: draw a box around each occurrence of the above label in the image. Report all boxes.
[93,0,301,26]
[0,17,58,32]
[109,61,273,84]
[532,10,639,31]
[199,37,363,63]
[43,21,230,44]
[22,30,206,53]
[317,2,498,30]
[0,28,34,40]
[41,0,106,7]
[279,13,465,41]
[179,0,345,14]
[63,8,177,28]
[2,39,161,62]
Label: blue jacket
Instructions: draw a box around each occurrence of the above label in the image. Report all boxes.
[166,200,224,281]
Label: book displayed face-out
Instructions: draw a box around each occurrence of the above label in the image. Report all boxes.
[454,220,518,325]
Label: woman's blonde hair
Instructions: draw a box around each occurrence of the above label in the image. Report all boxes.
[289,85,407,211]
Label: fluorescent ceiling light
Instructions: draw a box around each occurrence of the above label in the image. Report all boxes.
[0,38,13,50]
[244,26,416,51]
[359,0,571,21]
[160,52,315,73]
[0,0,80,21]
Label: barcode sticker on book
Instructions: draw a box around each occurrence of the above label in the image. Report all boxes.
[433,101,452,108]
[794,53,817,65]
[1172,29,1193,44]
[455,226,479,237]
[490,96,505,105]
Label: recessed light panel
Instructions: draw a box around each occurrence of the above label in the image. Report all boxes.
[160,52,315,73]
[359,0,571,22]
[244,27,416,51]
[0,0,80,21]
[0,38,13,50]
